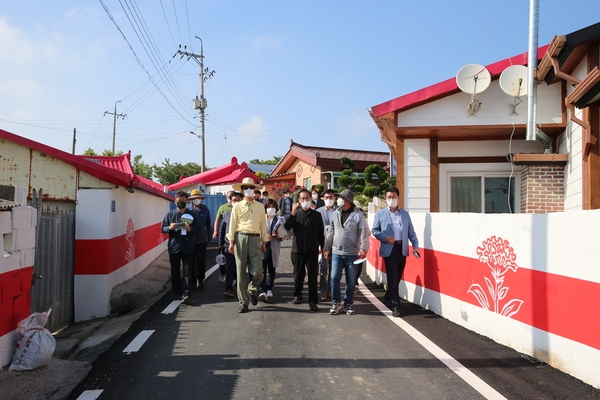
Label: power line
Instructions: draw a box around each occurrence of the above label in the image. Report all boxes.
[98,0,195,127]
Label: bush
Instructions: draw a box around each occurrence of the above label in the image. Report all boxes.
[362,184,378,198]
[352,184,364,194]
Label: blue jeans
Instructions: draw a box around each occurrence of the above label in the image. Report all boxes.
[330,254,358,305]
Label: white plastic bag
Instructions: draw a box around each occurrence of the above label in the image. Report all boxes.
[9,308,56,371]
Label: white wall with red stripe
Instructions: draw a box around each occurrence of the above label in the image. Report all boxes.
[366,209,600,388]
[74,188,170,321]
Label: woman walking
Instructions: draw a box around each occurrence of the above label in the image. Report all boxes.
[259,199,283,302]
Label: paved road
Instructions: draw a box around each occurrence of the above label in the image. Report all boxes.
[68,242,600,400]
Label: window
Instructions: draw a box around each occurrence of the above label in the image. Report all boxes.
[451,176,514,213]
[303,177,311,189]
[440,164,519,213]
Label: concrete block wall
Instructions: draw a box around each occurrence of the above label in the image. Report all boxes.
[0,206,37,368]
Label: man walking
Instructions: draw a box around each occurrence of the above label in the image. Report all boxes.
[284,188,324,311]
[213,189,234,240]
[227,178,268,313]
[161,191,199,304]
[218,191,242,298]
[371,187,420,318]
[324,189,370,315]
[317,189,337,301]
[186,189,212,289]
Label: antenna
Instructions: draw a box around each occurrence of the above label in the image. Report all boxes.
[456,64,491,116]
[499,65,529,115]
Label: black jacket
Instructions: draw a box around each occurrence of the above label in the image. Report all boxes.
[161,208,199,254]
[284,208,324,255]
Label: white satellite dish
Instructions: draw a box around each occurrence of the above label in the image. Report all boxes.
[456,64,491,94]
[499,65,528,96]
[456,64,491,115]
[500,65,528,115]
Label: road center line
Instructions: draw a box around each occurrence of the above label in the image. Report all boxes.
[76,390,104,399]
[161,300,182,314]
[358,279,507,400]
[122,330,155,354]
[205,263,219,277]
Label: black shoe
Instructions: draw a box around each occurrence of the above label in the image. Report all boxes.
[238,304,249,313]
[384,297,392,309]
[248,291,258,306]
[392,308,401,318]
[198,282,205,291]
[309,302,319,312]
[292,296,302,304]
[181,295,191,305]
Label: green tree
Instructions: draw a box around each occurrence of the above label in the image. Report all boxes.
[102,150,124,156]
[132,154,154,179]
[153,159,201,185]
[337,157,360,190]
[249,156,282,165]
[255,171,268,179]
[83,148,97,156]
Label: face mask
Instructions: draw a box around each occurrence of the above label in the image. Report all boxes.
[336,198,345,207]
[192,199,201,205]
[386,198,398,208]
[244,189,254,198]
[312,194,318,200]
[284,193,290,198]
[300,201,311,210]
[266,208,276,216]
[324,199,334,207]
[176,201,187,209]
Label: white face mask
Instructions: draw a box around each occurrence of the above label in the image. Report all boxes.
[192,199,201,205]
[312,194,318,200]
[336,198,345,207]
[244,188,254,198]
[386,198,398,208]
[300,201,311,210]
[266,208,276,216]
[324,199,335,207]
[284,193,290,198]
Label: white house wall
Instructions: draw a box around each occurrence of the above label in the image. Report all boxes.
[397,80,562,127]
[365,209,600,388]
[438,140,544,157]
[404,139,430,212]
[74,187,169,321]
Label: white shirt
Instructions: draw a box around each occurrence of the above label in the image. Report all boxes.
[388,207,403,241]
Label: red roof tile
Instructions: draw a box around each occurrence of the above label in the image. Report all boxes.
[169,157,261,190]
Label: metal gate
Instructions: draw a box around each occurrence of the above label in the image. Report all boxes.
[30,195,75,333]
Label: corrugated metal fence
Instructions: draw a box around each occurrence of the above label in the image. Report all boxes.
[30,190,75,333]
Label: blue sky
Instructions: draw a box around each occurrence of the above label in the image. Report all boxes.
[1,1,598,170]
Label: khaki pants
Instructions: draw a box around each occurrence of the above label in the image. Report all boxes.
[234,233,264,304]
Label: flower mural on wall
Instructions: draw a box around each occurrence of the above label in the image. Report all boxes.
[468,236,524,318]
[124,218,136,263]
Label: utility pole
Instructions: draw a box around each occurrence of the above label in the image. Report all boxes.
[72,128,76,154]
[175,37,215,173]
[103,100,127,155]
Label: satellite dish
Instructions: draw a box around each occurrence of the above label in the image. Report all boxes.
[500,65,528,96]
[456,64,491,115]
[456,64,491,94]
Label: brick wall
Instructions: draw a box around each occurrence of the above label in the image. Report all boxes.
[520,165,565,213]
[0,205,37,367]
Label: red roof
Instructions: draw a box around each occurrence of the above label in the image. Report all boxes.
[371,45,549,117]
[169,157,261,190]
[0,129,171,200]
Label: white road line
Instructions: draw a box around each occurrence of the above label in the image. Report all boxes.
[358,279,507,400]
[122,330,155,355]
[76,390,104,399]
[161,300,182,314]
[206,263,219,277]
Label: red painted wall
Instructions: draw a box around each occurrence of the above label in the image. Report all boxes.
[0,267,33,337]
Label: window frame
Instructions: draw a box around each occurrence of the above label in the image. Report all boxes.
[439,163,520,213]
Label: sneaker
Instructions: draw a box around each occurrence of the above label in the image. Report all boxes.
[219,274,226,283]
[259,292,269,303]
[223,289,234,297]
[181,295,191,305]
[329,303,343,315]
[266,290,273,298]
[344,304,355,315]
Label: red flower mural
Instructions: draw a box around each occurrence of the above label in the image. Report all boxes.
[124,218,136,263]
[468,236,524,318]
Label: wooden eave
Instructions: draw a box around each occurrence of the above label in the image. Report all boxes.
[511,153,568,166]
[393,123,566,141]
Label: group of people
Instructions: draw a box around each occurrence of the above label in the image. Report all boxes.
[161,177,420,318]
